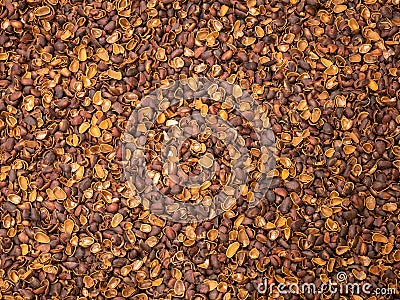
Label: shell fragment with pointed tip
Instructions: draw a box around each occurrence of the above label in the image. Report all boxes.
[205,279,218,291]
[232,85,243,98]
[93,91,103,105]
[94,164,107,179]
[365,30,381,41]
[89,125,101,137]
[336,246,350,255]
[321,58,333,67]
[152,278,163,287]
[368,79,378,91]
[54,187,67,200]
[97,48,109,61]
[325,65,339,75]
[226,242,240,258]
[321,206,333,218]
[242,37,256,46]
[249,248,259,259]
[325,218,339,231]
[341,116,353,130]
[111,213,123,227]
[325,148,335,158]
[77,46,87,61]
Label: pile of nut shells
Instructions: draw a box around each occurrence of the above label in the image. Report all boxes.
[1,0,400,299]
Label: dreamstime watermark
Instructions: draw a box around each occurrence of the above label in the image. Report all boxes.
[256,272,397,296]
[122,77,276,223]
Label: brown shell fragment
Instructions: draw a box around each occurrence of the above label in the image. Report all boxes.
[226,242,240,258]
[34,6,52,17]
[343,145,356,155]
[97,48,110,61]
[174,279,185,296]
[325,218,340,232]
[35,232,50,243]
[372,233,388,243]
[79,236,95,247]
[2,0,398,297]
[7,194,21,205]
[64,219,74,234]
[107,70,122,80]
[0,53,9,60]
[111,213,123,227]
[242,37,256,46]
[352,269,366,281]
[336,246,350,255]
[333,4,347,13]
